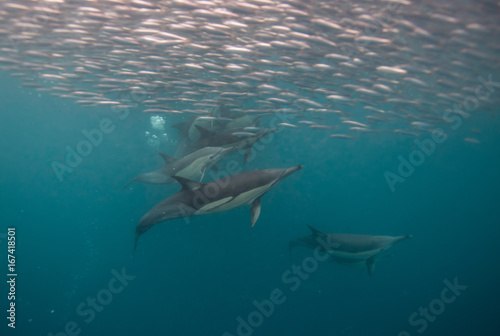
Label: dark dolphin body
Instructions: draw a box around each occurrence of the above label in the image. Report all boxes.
[290,225,411,275]
[135,165,303,250]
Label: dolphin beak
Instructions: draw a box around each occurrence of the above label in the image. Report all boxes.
[283,165,303,178]
[392,234,412,246]
[399,234,412,241]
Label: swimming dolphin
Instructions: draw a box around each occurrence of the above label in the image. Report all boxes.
[224,114,262,131]
[184,126,277,164]
[134,165,303,250]
[123,147,231,189]
[173,115,229,143]
[290,225,412,275]
[172,114,228,157]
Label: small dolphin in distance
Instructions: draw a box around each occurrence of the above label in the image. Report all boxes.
[290,225,412,275]
[123,147,231,189]
[134,165,303,250]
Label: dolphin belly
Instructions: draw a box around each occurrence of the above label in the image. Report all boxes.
[195,180,277,214]
[327,248,385,261]
[196,196,234,213]
[137,172,175,185]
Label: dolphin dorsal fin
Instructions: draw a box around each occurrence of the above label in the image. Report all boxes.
[307,225,340,249]
[173,176,204,191]
[158,152,176,164]
[195,125,215,138]
[307,225,324,236]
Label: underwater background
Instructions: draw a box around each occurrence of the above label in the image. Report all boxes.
[1,1,500,336]
[2,70,500,336]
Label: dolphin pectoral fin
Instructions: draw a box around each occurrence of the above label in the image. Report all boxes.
[366,256,376,276]
[199,160,218,182]
[199,163,209,182]
[250,197,262,227]
[212,164,219,172]
[159,152,176,164]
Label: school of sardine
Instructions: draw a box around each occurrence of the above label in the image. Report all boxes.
[1,0,499,146]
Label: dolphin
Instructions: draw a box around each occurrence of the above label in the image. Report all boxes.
[172,114,229,157]
[173,115,229,142]
[184,126,277,164]
[224,114,262,131]
[173,101,251,144]
[123,147,231,189]
[290,225,412,275]
[134,165,303,250]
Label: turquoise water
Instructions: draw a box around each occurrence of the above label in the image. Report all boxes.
[1,0,500,334]
[1,70,499,336]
